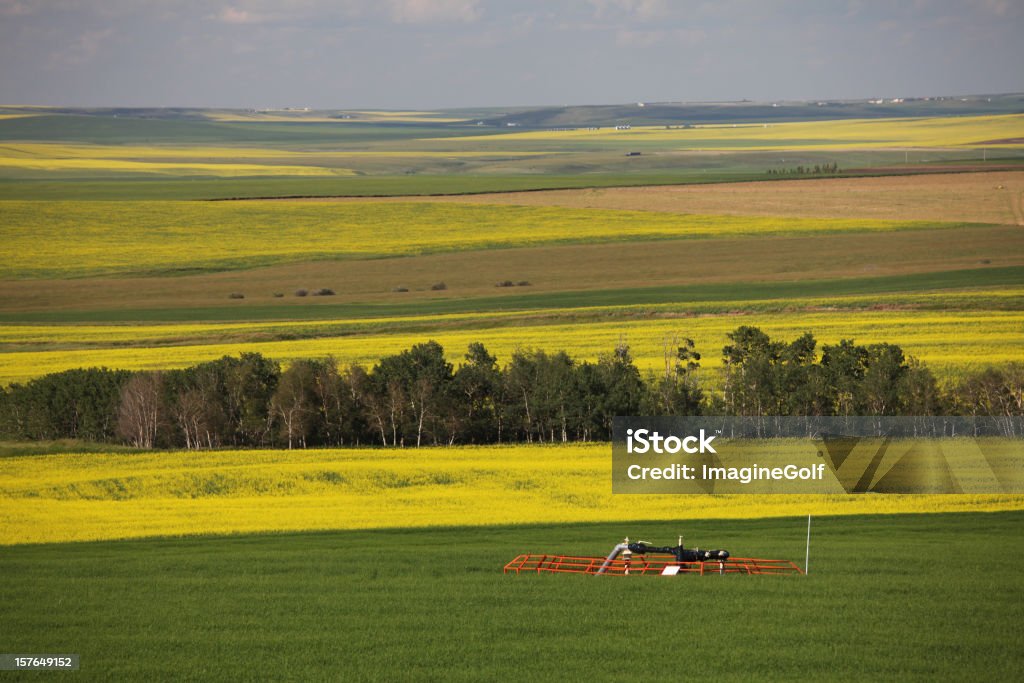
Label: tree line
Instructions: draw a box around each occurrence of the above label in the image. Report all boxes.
[766,163,841,176]
[1,326,1021,449]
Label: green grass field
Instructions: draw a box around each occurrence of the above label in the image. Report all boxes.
[1,512,1021,680]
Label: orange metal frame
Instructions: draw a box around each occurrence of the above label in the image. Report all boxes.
[503,554,803,576]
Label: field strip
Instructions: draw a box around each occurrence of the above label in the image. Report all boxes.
[0,310,1021,384]
[1010,188,1024,225]
[0,200,958,279]
[365,170,1024,225]
[1,288,1023,348]
[0,157,357,176]
[0,142,543,160]
[2,444,1021,545]
[2,226,1020,319]
[435,113,1024,148]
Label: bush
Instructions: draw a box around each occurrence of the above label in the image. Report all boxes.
[228,292,245,299]
[496,280,515,288]
[312,288,335,296]
[392,287,409,293]
[294,289,309,297]
[272,292,284,298]
[430,282,447,291]
[516,281,531,287]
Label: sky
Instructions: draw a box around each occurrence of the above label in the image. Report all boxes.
[1,0,1022,109]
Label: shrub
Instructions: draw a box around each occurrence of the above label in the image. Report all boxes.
[228,292,245,299]
[496,280,515,288]
[516,281,531,287]
[272,292,284,298]
[392,287,409,293]
[430,282,447,291]
[294,289,309,297]
[312,288,335,296]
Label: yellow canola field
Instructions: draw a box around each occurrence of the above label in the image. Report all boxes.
[2,444,1020,545]
[442,113,1024,150]
[0,142,541,160]
[1,287,1021,347]
[0,156,353,176]
[0,201,935,279]
[0,142,539,178]
[1,310,1021,384]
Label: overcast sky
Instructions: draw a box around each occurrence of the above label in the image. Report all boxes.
[1,0,1022,109]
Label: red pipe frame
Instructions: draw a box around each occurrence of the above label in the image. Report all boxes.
[503,554,803,576]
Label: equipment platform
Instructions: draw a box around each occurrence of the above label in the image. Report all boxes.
[504,554,802,576]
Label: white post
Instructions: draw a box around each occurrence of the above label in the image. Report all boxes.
[805,514,812,575]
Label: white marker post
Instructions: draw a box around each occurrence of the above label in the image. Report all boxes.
[805,514,812,575]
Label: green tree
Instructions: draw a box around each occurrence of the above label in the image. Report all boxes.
[371,341,454,447]
[646,335,704,416]
[116,372,164,448]
[861,343,907,416]
[722,326,783,417]
[271,361,316,449]
[821,339,869,416]
[453,343,501,444]
[223,353,280,446]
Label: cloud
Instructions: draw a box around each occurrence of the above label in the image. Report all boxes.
[0,0,33,16]
[615,26,706,48]
[972,0,1012,16]
[615,29,665,48]
[210,1,366,26]
[217,6,267,24]
[386,0,481,24]
[47,27,114,68]
[588,0,669,21]
[844,0,865,19]
[209,1,483,26]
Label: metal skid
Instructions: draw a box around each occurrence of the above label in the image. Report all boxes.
[504,554,802,576]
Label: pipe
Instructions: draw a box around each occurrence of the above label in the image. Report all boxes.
[597,542,630,574]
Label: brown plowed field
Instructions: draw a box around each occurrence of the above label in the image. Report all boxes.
[2,225,1020,314]
[289,171,1024,225]
[437,171,1024,225]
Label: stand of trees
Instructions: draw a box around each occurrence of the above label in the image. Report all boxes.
[767,163,840,176]
[1,326,1021,449]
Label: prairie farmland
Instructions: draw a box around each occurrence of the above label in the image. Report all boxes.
[3,8,1024,675]
[421,170,1024,225]
[0,101,1022,682]
[1,106,1022,496]
[0,200,946,279]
